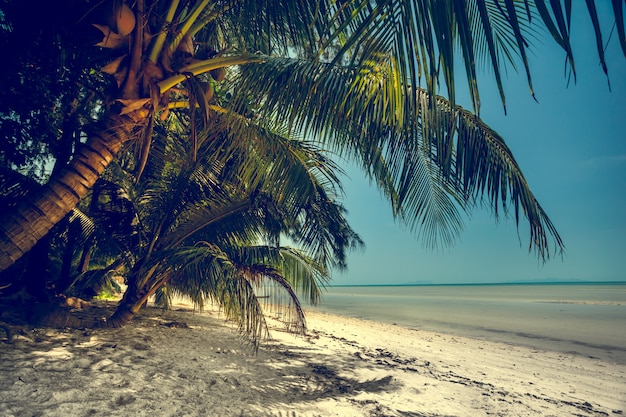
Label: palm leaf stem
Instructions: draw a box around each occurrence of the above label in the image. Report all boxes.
[167,101,228,116]
[158,55,263,93]
[167,0,211,55]
[170,200,252,248]
[188,4,231,39]
[148,0,181,63]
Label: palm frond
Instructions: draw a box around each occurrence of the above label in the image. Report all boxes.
[216,0,326,56]
[229,55,562,258]
[161,243,330,339]
[0,166,42,206]
[155,244,271,345]
[108,111,361,342]
[318,0,535,111]
[316,0,623,110]
[275,246,329,305]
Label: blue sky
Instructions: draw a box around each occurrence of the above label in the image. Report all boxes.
[333,7,626,285]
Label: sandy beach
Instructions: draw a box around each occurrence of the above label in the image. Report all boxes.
[1,301,624,417]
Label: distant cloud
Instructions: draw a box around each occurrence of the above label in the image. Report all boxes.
[582,154,626,167]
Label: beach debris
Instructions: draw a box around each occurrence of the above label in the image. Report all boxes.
[0,321,14,343]
[161,320,190,329]
[63,296,92,310]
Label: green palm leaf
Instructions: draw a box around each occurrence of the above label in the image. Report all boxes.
[229,55,562,257]
[102,105,362,341]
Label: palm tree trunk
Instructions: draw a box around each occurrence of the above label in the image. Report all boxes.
[0,113,141,272]
[77,239,94,274]
[105,264,171,328]
[106,280,153,328]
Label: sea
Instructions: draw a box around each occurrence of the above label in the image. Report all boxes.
[309,282,626,364]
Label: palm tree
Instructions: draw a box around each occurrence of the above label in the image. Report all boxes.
[71,108,363,340]
[1,1,622,272]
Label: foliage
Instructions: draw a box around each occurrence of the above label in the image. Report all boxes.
[54,110,362,341]
[0,0,624,331]
[0,0,109,180]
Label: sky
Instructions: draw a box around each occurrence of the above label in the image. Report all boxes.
[332,6,626,286]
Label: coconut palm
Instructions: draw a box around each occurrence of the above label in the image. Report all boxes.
[1,1,623,273]
[72,108,363,340]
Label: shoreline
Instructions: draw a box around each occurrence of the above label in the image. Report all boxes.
[309,307,626,366]
[311,282,626,366]
[1,302,624,416]
[328,280,626,287]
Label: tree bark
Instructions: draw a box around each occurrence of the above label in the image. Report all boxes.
[105,280,152,328]
[0,113,141,272]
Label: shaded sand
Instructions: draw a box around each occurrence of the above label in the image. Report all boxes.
[1,302,625,417]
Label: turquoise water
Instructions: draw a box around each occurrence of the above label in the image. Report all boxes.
[311,283,626,364]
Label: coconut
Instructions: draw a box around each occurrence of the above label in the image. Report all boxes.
[210,67,226,82]
[177,34,195,58]
[114,3,136,36]
[203,81,214,102]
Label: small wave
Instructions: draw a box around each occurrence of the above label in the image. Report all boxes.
[537,300,624,306]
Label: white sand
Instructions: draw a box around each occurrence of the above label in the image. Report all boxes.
[1,302,624,417]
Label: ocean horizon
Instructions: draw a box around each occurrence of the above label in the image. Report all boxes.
[327,280,626,287]
[310,281,626,364]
